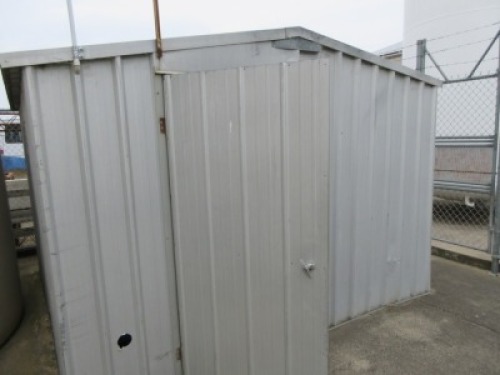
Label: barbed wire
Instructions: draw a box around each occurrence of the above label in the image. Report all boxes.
[428,21,500,43]
[401,35,499,61]
[430,36,498,54]
[424,56,499,68]
[395,21,500,52]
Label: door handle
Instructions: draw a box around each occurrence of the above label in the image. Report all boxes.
[300,259,316,278]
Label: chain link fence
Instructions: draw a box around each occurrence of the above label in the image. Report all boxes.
[432,75,498,252]
[386,26,500,269]
[0,112,36,252]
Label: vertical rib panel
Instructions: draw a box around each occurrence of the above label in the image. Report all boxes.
[330,53,355,324]
[168,72,217,375]
[409,82,425,296]
[70,65,114,375]
[168,60,329,375]
[359,64,378,314]
[328,55,436,325]
[280,63,291,375]
[396,77,412,301]
[23,65,111,374]
[399,80,423,300]
[415,85,437,293]
[350,59,368,318]
[22,67,74,375]
[78,59,142,374]
[367,66,390,310]
[112,56,148,374]
[121,55,179,374]
[285,59,329,375]
[384,76,411,305]
[155,70,184,375]
[239,67,254,375]
[380,71,396,305]
[165,75,194,372]
[200,71,221,375]
[204,69,250,374]
[243,64,285,375]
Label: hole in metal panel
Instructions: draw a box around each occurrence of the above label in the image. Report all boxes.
[117,333,132,349]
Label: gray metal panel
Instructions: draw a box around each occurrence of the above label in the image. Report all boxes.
[166,59,329,375]
[20,56,180,375]
[284,27,441,85]
[160,42,299,73]
[329,53,436,325]
[165,28,288,51]
[284,59,330,375]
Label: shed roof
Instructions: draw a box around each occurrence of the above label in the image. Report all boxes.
[0,27,441,110]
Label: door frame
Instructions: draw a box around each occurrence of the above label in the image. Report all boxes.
[155,72,184,375]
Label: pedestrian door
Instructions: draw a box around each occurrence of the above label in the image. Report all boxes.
[164,59,329,375]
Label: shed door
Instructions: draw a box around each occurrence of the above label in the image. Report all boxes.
[164,59,329,375]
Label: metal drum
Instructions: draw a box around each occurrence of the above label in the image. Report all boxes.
[0,162,23,346]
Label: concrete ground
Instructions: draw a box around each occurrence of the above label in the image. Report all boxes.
[0,256,57,375]
[1,255,499,374]
[330,256,500,375]
[433,220,489,251]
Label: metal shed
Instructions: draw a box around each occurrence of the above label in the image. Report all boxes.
[0,27,440,375]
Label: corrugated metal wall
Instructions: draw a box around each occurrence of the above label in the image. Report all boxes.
[329,52,437,325]
[20,56,181,375]
[165,59,329,375]
[12,40,438,374]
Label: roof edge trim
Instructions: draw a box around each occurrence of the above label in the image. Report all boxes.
[0,27,441,87]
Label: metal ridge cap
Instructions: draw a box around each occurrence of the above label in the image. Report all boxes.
[0,28,291,68]
[284,26,442,86]
[162,28,288,51]
[0,39,157,69]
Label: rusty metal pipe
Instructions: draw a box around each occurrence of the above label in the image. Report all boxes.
[152,0,163,59]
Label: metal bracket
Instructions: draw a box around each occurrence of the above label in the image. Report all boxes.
[273,37,321,53]
[176,347,182,361]
[72,47,84,74]
[73,46,84,60]
[155,70,185,76]
[159,117,166,134]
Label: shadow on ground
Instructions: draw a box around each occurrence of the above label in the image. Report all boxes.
[330,256,500,375]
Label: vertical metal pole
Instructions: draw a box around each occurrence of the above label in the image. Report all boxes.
[491,41,500,274]
[152,0,163,59]
[416,39,427,73]
[65,0,81,72]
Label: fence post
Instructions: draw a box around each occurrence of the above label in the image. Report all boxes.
[416,39,427,73]
[492,43,500,275]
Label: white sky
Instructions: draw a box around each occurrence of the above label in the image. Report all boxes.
[0,0,404,108]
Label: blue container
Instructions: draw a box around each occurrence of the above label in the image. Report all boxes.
[1,155,26,171]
